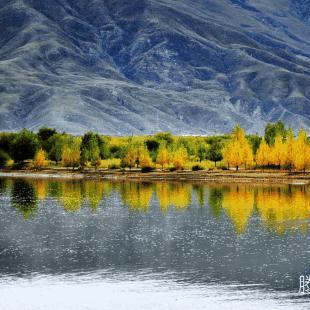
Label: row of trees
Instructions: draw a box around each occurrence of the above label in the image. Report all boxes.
[0,128,224,170]
[0,121,309,171]
[223,123,310,171]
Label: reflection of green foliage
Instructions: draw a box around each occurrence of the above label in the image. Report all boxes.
[120,181,153,212]
[47,181,62,199]
[193,185,205,208]
[11,180,38,219]
[0,178,8,194]
[208,188,223,218]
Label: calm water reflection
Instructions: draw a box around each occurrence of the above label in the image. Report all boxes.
[0,177,309,309]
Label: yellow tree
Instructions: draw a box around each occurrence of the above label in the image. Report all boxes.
[271,136,287,168]
[123,145,137,169]
[223,125,253,170]
[34,149,47,169]
[62,139,81,168]
[138,146,152,168]
[172,146,188,170]
[292,129,310,171]
[156,144,169,170]
[285,128,295,170]
[255,139,270,167]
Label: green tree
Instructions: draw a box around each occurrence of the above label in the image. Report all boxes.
[207,142,223,167]
[95,135,110,159]
[0,150,9,168]
[264,121,287,146]
[37,127,57,155]
[38,127,57,144]
[197,143,207,162]
[80,132,100,168]
[47,133,68,163]
[0,132,16,157]
[11,129,40,162]
[247,134,262,155]
[155,132,173,145]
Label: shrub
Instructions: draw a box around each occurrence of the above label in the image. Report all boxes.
[100,158,121,169]
[108,163,120,169]
[141,166,154,173]
[192,164,204,171]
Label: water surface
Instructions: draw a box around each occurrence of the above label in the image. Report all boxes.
[0,177,309,309]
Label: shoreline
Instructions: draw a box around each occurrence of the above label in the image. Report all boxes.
[1,169,310,185]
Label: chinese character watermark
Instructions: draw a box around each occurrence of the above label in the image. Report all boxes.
[299,275,310,294]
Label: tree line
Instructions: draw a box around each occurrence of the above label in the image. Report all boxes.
[0,121,309,172]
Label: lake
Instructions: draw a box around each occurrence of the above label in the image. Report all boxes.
[0,177,309,309]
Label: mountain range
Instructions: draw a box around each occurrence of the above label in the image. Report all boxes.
[0,0,309,135]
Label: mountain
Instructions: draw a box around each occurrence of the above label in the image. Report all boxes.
[0,0,309,135]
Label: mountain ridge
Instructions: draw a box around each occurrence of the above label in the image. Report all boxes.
[0,0,309,134]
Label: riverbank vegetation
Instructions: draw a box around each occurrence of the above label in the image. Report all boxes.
[0,121,309,172]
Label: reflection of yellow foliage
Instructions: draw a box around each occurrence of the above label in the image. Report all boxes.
[169,183,192,210]
[256,186,310,234]
[156,182,192,211]
[222,185,254,234]
[156,182,171,212]
[61,181,82,212]
[120,182,153,212]
[83,180,108,211]
[34,179,47,201]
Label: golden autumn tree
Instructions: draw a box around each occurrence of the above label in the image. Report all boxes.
[123,144,137,169]
[223,125,253,170]
[33,149,47,169]
[138,146,153,168]
[270,136,287,168]
[285,128,295,170]
[255,139,270,167]
[172,146,188,170]
[292,129,310,171]
[156,144,169,170]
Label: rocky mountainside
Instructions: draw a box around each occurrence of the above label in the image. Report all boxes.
[0,0,309,134]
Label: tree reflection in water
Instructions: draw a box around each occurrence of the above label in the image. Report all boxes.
[11,179,38,219]
[5,178,310,234]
